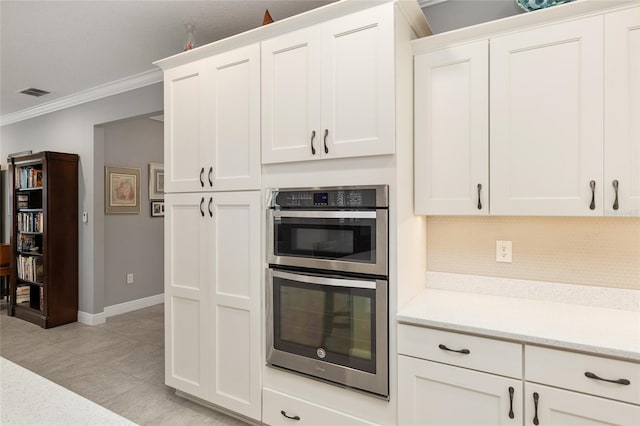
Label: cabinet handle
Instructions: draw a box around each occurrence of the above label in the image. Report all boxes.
[612,180,619,211]
[199,197,205,217]
[280,410,300,421]
[438,344,470,355]
[323,129,329,154]
[200,167,205,187]
[585,371,630,385]
[477,183,482,210]
[208,197,213,218]
[589,180,596,210]
[208,167,213,187]
[310,130,317,155]
[532,392,539,426]
[508,386,515,419]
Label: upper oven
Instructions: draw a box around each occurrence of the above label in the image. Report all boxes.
[267,185,389,277]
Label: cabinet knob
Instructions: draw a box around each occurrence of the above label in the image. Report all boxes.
[532,392,540,426]
[323,129,329,154]
[585,371,630,385]
[508,386,515,419]
[310,130,317,155]
[200,168,205,187]
[612,180,619,211]
[589,180,596,210]
[208,167,213,187]
[280,410,300,421]
[208,197,213,218]
[477,183,482,210]
[438,344,470,355]
[199,197,205,217]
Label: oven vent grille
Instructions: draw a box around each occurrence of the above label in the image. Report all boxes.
[18,87,51,97]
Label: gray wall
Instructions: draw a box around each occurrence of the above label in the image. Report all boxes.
[101,117,163,307]
[422,0,524,34]
[0,83,163,315]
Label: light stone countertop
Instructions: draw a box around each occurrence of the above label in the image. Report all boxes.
[397,272,640,361]
[0,357,136,425]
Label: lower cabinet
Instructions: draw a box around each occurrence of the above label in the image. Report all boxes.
[399,356,522,425]
[262,388,377,426]
[398,325,640,426]
[164,191,262,420]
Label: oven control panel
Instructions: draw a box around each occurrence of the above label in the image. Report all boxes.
[274,186,387,208]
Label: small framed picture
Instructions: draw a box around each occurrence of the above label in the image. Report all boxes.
[149,163,164,200]
[105,166,140,214]
[151,201,165,217]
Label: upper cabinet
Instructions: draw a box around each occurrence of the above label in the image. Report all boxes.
[604,8,640,216]
[414,40,489,215]
[261,4,395,164]
[163,44,261,193]
[414,4,640,217]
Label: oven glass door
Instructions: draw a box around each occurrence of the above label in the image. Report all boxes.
[268,269,387,376]
[269,210,388,275]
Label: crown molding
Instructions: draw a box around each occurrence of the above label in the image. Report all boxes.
[1,68,163,127]
[418,0,450,8]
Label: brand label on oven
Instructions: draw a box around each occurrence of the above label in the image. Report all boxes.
[316,348,326,359]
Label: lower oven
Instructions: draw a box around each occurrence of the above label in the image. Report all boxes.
[266,268,388,398]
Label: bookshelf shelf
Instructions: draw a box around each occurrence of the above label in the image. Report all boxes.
[9,151,79,329]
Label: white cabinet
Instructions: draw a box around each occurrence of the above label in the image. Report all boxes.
[399,356,522,426]
[524,346,640,425]
[604,7,640,216]
[414,5,639,217]
[490,15,604,216]
[261,4,394,164]
[414,40,489,215]
[398,325,523,426]
[163,44,260,192]
[164,191,262,420]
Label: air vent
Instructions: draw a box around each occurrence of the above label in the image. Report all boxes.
[18,87,50,97]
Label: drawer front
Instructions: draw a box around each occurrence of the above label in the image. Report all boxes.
[526,345,640,405]
[398,324,523,378]
[263,388,377,426]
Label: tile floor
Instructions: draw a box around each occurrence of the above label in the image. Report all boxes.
[0,303,249,426]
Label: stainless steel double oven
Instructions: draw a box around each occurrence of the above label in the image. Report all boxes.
[266,185,389,398]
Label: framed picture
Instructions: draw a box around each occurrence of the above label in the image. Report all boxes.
[151,201,165,217]
[149,163,164,200]
[105,166,140,214]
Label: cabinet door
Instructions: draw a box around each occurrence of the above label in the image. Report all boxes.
[262,27,322,164]
[415,40,489,215]
[164,61,211,193]
[490,16,604,216]
[525,383,640,425]
[604,7,640,216]
[208,191,261,420]
[204,44,261,191]
[321,4,394,159]
[399,355,522,425]
[164,193,213,399]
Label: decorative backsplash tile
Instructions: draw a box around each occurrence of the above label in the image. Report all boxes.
[426,216,640,290]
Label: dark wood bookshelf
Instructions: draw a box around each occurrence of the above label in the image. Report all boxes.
[8,151,79,328]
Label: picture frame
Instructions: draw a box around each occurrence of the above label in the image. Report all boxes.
[149,163,164,200]
[105,166,140,214]
[151,201,165,217]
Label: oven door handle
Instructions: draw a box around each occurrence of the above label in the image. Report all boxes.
[272,210,377,219]
[271,269,377,290]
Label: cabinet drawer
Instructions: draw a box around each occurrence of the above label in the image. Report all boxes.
[263,388,377,426]
[526,345,640,405]
[398,325,523,378]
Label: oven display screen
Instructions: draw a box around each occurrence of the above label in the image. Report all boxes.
[313,192,329,205]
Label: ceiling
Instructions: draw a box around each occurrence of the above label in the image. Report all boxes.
[0,0,335,120]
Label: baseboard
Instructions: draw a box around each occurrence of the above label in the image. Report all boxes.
[77,293,164,326]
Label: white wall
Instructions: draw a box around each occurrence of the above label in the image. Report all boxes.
[0,83,163,314]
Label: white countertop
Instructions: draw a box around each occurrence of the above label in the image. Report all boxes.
[397,273,640,361]
[0,357,135,425]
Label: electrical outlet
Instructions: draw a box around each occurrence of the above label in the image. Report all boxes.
[496,240,513,263]
[126,273,134,284]
[82,212,88,223]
